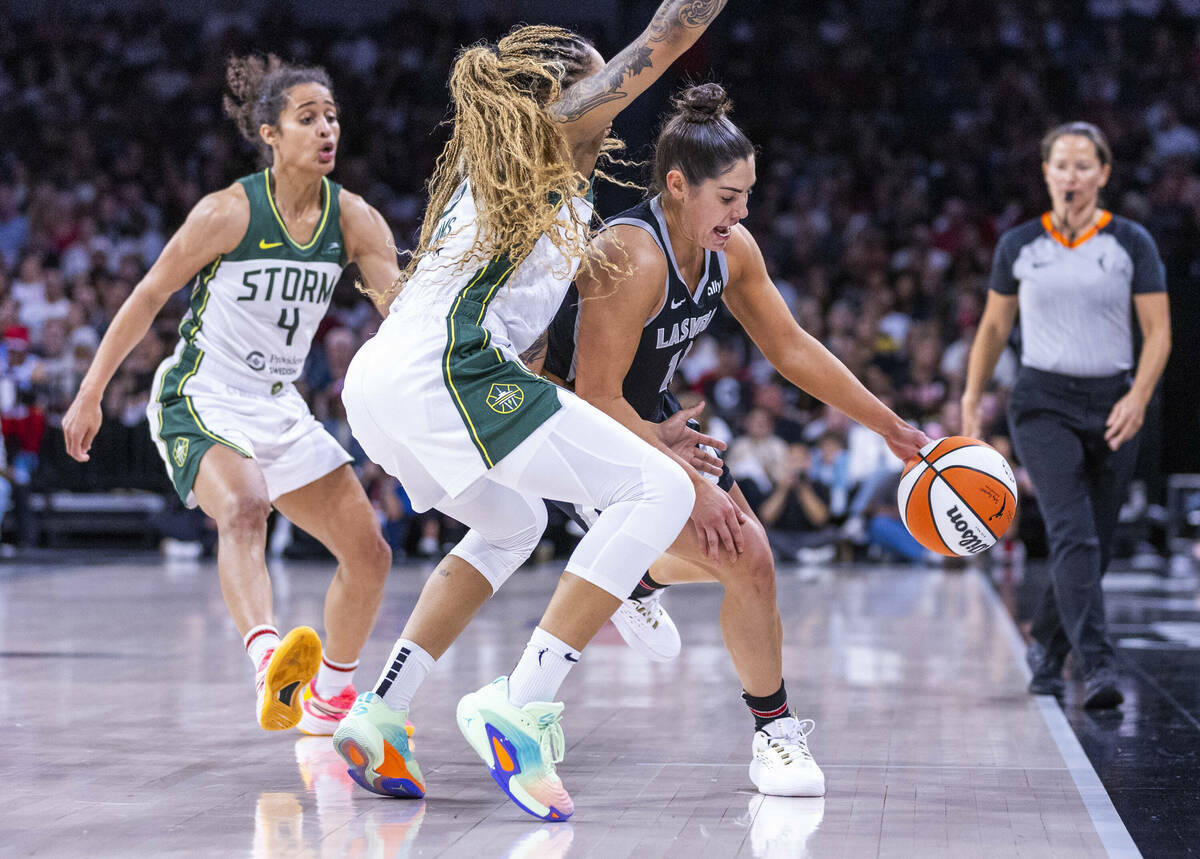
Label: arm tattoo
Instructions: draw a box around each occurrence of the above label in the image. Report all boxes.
[519,331,549,368]
[555,0,726,122]
[647,0,725,44]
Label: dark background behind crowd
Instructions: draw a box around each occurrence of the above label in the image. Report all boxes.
[2,0,1199,563]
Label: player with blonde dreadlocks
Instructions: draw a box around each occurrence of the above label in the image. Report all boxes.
[335,2,735,821]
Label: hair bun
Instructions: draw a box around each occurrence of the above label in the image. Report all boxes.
[673,83,731,122]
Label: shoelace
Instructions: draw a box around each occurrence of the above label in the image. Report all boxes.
[538,718,566,765]
[766,718,816,764]
[632,591,665,626]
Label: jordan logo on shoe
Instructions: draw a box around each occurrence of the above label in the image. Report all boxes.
[278,681,301,704]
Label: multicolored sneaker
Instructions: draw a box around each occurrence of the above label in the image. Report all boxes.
[456,676,573,821]
[749,715,826,797]
[333,692,425,798]
[297,681,357,736]
[255,626,322,731]
[611,589,681,662]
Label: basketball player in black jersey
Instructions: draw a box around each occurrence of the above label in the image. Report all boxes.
[541,84,929,796]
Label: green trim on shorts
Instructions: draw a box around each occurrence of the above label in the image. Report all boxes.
[441,255,562,469]
[154,343,253,502]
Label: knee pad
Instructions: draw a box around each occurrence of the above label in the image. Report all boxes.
[449,502,547,592]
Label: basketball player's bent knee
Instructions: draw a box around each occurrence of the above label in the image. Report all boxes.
[569,449,694,599]
[216,491,272,540]
[450,502,548,592]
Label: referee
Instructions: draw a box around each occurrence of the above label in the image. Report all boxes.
[962,122,1171,709]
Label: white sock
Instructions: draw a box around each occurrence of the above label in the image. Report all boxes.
[372,639,435,712]
[508,627,580,707]
[314,655,358,698]
[244,625,280,671]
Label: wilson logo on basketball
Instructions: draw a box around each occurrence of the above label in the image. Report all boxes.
[945,505,988,554]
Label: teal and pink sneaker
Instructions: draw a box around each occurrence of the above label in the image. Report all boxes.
[456,676,573,821]
[333,692,425,798]
[297,681,357,736]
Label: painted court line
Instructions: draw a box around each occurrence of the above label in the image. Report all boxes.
[974,569,1142,859]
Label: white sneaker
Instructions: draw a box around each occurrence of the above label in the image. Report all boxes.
[610,589,681,662]
[749,716,825,796]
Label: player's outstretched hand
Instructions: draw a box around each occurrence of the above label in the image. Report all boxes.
[63,393,103,462]
[656,400,726,477]
[690,479,746,561]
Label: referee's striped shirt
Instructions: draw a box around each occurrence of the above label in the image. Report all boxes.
[989,211,1166,377]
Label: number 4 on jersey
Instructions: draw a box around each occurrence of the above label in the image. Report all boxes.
[277,308,300,346]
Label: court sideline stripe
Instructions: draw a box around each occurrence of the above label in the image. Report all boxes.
[972,569,1142,859]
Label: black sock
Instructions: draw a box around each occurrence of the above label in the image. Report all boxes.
[743,681,789,732]
[628,572,669,601]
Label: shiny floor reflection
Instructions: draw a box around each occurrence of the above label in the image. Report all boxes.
[1012,558,1200,856]
[1,556,1115,856]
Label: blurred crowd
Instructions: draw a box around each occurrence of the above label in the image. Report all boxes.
[3,1,1200,559]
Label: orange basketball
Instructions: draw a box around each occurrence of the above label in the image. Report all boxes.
[897,436,1018,557]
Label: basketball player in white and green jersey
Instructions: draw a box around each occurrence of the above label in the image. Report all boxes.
[64,56,395,735]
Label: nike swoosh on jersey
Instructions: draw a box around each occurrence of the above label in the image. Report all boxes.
[259,239,284,249]
[670,298,687,309]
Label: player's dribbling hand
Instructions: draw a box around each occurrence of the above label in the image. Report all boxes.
[690,479,746,561]
[656,400,726,477]
[884,421,931,466]
[62,394,103,462]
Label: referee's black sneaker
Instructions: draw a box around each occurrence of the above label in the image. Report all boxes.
[1026,641,1065,696]
[1083,664,1124,709]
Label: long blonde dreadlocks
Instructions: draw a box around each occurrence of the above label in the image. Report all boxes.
[368,25,630,305]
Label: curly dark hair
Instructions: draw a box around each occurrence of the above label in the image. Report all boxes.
[223,54,334,165]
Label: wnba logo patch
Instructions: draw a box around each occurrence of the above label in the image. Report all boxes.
[486,383,524,414]
[172,437,190,468]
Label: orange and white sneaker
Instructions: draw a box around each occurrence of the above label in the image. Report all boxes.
[297,681,357,736]
[255,626,322,731]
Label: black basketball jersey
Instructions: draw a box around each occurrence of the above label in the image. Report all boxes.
[545,195,728,422]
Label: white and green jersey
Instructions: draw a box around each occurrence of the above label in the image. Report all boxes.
[389,178,594,357]
[359,177,594,504]
[178,169,347,390]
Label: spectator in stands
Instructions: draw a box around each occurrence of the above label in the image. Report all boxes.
[20,266,70,340]
[757,442,838,564]
[0,185,28,271]
[808,428,855,524]
[726,407,788,509]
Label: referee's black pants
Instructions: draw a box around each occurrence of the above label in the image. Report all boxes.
[1009,367,1139,675]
